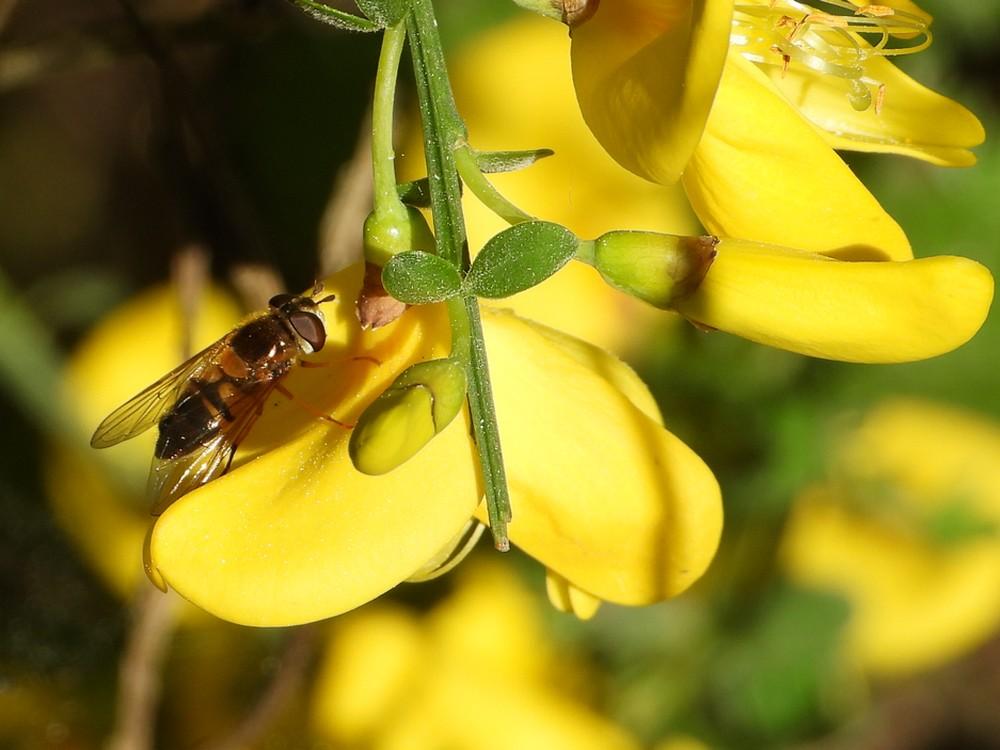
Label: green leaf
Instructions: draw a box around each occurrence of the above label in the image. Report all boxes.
[382,251,462,304]
[711,585,850,740]
[476,148,555,174]
[396,178,432,207]
[288,0,381,31]
[465,221,578,299]
[356,0,408,25]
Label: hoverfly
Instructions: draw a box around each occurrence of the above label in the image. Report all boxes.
[91,289,336,514]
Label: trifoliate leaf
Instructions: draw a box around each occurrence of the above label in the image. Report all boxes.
[382,251,461,304]
[288,0,381,31]
[465,221,578,299]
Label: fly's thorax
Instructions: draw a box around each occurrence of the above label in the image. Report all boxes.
[230,316,298,365]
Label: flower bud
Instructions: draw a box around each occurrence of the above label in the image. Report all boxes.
[349,358,467,475]
[589,231,717,309]
[363,205,436,267]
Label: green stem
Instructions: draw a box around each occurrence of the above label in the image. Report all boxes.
[453,144,534,225]
[371,20,408,218]
[407,0,512,550]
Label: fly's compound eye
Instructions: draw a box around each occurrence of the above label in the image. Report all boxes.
[289,311,326,352]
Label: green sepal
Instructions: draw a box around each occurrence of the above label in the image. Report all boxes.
[382,251,462,304]
[590,231,718,309]
[396,178,432,207]
[349,358,467,475]
[356,0,408,26]
[464,221,578,299]
[287,0,381,31]
[476,148,555,174]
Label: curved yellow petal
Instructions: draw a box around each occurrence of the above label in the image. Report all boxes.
[479,308,723,604]
[148,276,482,626]
[764,55,984,167]
[675,240,994,363]
[571,0,733,184]
[684,54,912,261]
[783,400,1000,677]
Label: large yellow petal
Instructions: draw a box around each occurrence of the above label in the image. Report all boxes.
[684,53,912,261]
[674,240,994,363]
[148,272,481,627]
[764,55,984,167]
[479,308,723,604]
[571,0,733,184]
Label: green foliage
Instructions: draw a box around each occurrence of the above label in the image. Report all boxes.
[356,0,409,26]
[287,0,382,31]
[382,250,462,304]
[464,221,578,298]
[709,586,852,742]
[397,178,433,207]
[476,148,555,174]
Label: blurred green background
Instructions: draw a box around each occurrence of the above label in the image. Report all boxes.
[2,1,1000,748]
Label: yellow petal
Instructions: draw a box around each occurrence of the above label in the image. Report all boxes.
[571,0,733,184]
[546,570,603,620]
[479,309,723,603]
[683,53,912,261]
[149,274,482,626]
[764,55,984,167]
[675,240,994,363]
[783,399,1000,677]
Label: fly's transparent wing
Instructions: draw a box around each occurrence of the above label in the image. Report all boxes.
[146,380,277,515]
[90,339,228,449]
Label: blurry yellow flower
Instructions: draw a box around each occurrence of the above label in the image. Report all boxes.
[400,15,699,350]
[571,0,983,256]
[311,561,639,750]
[79,264,720,626]
[782,400,1000,677]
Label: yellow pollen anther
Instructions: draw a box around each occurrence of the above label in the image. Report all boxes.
[855,5,894,17]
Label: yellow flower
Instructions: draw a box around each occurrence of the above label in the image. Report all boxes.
[782,399,1000,677]
[80,264,720,626]
[311,561,641,750]
[570,0,983,255]
[399,15,699,351]
[565,0,993,362]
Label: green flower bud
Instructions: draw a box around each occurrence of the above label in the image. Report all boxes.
[588,231,718,309]
[363,205,436,267]
[349,358,467,475]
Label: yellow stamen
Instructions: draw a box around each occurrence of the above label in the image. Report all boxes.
[732,0,932,113]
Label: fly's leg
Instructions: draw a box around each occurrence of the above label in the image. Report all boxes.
[274,383,352,429]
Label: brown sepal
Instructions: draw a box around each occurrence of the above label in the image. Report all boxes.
[356,262,407,330]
